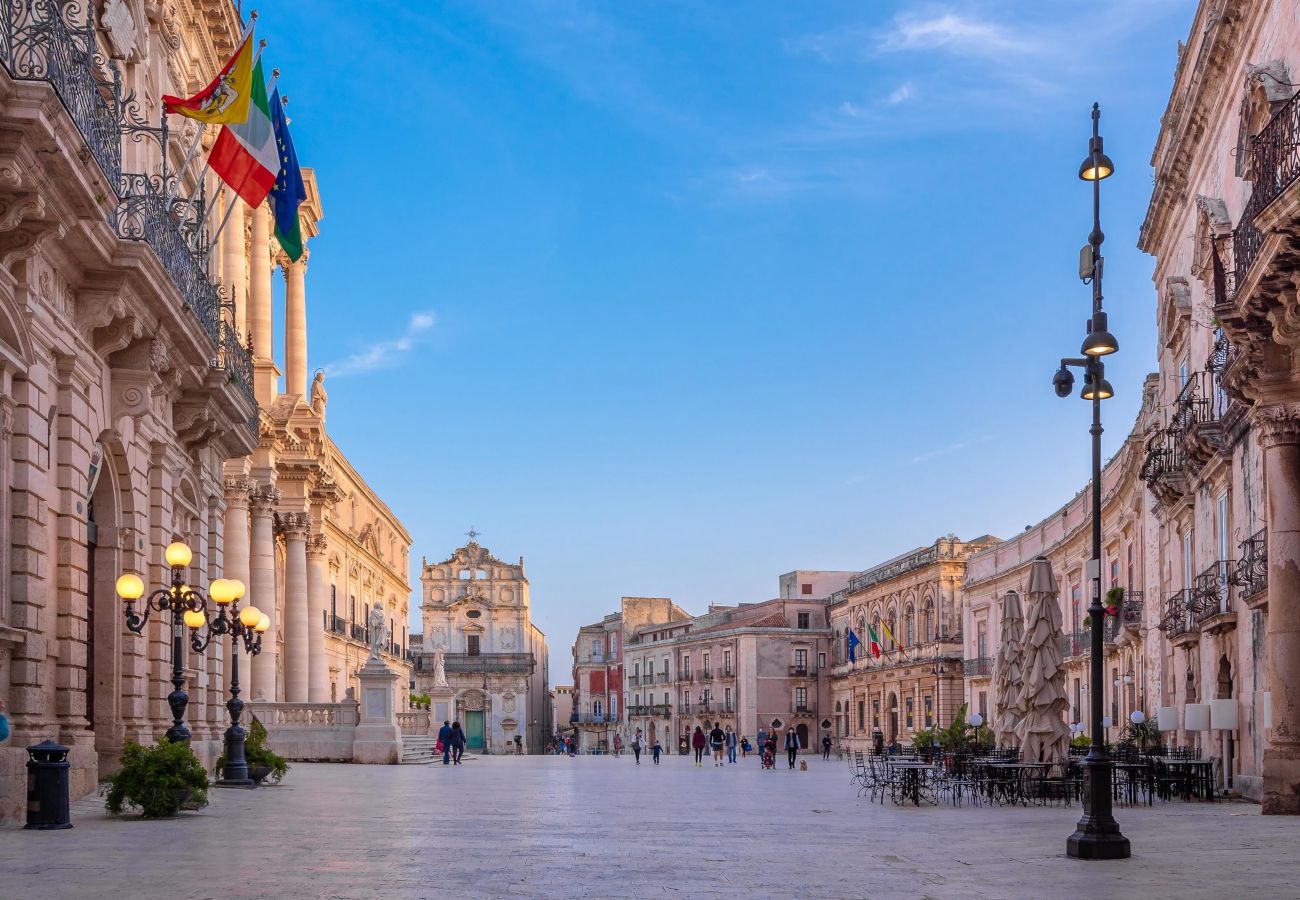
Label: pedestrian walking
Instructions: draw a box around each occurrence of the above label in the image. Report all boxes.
[450,721,467,764]
[725,725,738,764]
[691,725,707,767]
[740,736,751,758]
[613,733,623,757]
[632,728,644,765]
[757,726,767,754]
[784,727,799,769]
[651,738,662,765]
[821,734,832,761]
[437,719,452,765]
[709,723,725,766]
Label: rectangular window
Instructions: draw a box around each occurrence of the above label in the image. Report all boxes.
[330,584,337,618]
[350,595,356,623]
[663,656,670,678]
[794,649,808,671]
[801,583,813,595]
[924,695,933,728]
[857,700,865,731]
[703,688,712,704]
[684,691,690,711]
[795,687,808,709]
[1071,584,1081,632]
[724,687,732,709]
[646,659,654,678]
[872,699,880,729]
[703,652,711,677]
[682,654,690,677]
[797,612,810,629]
[978,691,987,719]
[723,650,731,675]
[905,697,914,729]
[976,621,987,659]
[467,634,480,656]
[1110,559,1119,589]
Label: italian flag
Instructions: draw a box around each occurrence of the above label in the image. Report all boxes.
[209,59,279,207]
[865,623,882,659]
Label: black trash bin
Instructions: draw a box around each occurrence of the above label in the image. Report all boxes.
[26,739,72,830]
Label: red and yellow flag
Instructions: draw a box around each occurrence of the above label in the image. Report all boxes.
[162,33,254,125]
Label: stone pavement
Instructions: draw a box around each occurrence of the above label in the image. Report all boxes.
[1,753,1297,899]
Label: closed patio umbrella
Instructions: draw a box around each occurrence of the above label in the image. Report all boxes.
[1015,557,1070,765]
[993,589,1026,749]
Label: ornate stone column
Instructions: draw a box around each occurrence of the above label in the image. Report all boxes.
[222,479,253,600]
[306,533,330,702]
[281,250,308,399]
[221,196,247,338]
[1259,403,1300,813]
[249,204,278,404]
[249,486,280,701]
[281,513,311,703]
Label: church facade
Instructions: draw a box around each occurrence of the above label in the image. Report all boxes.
[412,537,550,753]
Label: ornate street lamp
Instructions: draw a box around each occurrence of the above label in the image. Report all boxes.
[1054,103,1131,860]
[116,540,221,743]
[187,577,269,787]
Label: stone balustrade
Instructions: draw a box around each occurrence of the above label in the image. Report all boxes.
[397,710,432,735]
[249,700,361,761]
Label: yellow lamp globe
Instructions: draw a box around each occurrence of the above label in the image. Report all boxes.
[164,541,192,568]
[239,605,262,629]
[228,579,246,601]
[255,613,271,633]
[183,609,206,630]
[115,573,145,601]
[209,578,236,605]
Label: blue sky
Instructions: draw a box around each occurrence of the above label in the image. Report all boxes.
[257,0,1196,682]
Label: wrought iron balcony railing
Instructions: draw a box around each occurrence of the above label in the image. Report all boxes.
[788,665,814,678]
[677,670,691,681]
[350,623,368,643]
[702,669,713,680]
[442,653,535,675]
[1059,631,1088,659]
[791,703,817,716]
[0,1,122,188]
[1140,429,1186,488]
[1248,88,1300,215]
[656,673,671,684]
[962,656,993,677]
[1192,560,1232,621]
[649,704,672,717]
[1233,529,1268,599]
[328,614,346,635]
[1159,589,1195,638]
[627,675,641,687]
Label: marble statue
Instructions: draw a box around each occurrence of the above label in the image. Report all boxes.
[432,648,448,687]
[368,600,387,660]
[311,369,328,418]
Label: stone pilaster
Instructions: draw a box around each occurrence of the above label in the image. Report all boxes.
[306,533,330,702]
[280,250,308,399]
[249,485,280,701]
[1257,402,1300,814]
[249,204,279,404]
[221,195,247,338]
[280,512,311,702]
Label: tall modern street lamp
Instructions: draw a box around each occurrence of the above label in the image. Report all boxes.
[1054,103,1131,860]
[116,541,230,743]
[187,578,269,787]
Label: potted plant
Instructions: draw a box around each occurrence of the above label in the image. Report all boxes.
[104,738,209,818]
[216,717,289,784]
[1105,586,1124,617]
[1121,716,1161,750]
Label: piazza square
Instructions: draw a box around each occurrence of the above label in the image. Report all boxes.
[5,0,1300,896]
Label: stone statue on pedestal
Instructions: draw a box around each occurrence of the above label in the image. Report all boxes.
[433,648,448,687]
[368,600,387,660]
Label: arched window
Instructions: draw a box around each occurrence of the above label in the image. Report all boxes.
[923,598,934,643]
[886,606,898,651]
[904,604,915,645]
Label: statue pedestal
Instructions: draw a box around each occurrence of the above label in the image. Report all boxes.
[353,656,401,765]
[429,684,455,725]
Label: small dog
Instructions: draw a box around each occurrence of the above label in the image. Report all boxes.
[799,759,808,771]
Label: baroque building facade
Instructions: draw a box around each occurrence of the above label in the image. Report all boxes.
[0,2,413,820]
[829,536,998,751]
[412,538,550,753]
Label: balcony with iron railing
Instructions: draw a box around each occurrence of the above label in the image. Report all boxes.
[788,665,816,678]
[1059,631,1088,660]
[1229,89,1300,302]
[0,2,256,426]
[1103,592,1144,642]
[1192,560,1233,624]
[650,704,672,717]
[1232,529,1268,602]
[702,668,713,680]
[1140,429,1187,497]
[627,675,642,687]
[720,666,734,679]
[1159,589,1195,639]
[677,669,692,681]
[791,703,817,716]
[677,702,691,715]
[328,614,346,635]
[657,673,671,684]
[441,653,535,675]
[962,656,993,678]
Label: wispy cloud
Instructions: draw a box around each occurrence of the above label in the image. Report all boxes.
[886,81,915,105]
[324,311,436,378]
[879,12,1040,57]
[908,433,994,465]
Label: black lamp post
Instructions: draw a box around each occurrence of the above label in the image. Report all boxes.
[117,541,226,743]
[1055,103,1131,860]
[187,580,269,787]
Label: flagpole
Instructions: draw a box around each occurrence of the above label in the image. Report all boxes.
[205,69,281,254]
[167,14,259,201]
[182,38,268,216]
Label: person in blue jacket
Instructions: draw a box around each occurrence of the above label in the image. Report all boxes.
[437,719,452,765]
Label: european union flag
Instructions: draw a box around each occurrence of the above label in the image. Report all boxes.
[268,88,306,261]
[847,629,861,663]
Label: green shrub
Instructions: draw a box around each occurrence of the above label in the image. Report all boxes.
[215,717,289,783]
[104,738,209,818]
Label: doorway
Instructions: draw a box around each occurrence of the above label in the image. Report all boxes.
[888,693,899,744]
[795,723,809,749]
[464,710,485,750]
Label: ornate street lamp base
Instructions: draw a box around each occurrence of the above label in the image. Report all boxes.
[215,776,257,789]
[1066,826,1131,859]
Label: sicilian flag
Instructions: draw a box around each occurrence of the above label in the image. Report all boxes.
[880,619,900,650]
[268,89,306,261]
[847,629,861,663]
[162,33,255,125]
[865,623,882,658]
[209,59,279,207]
